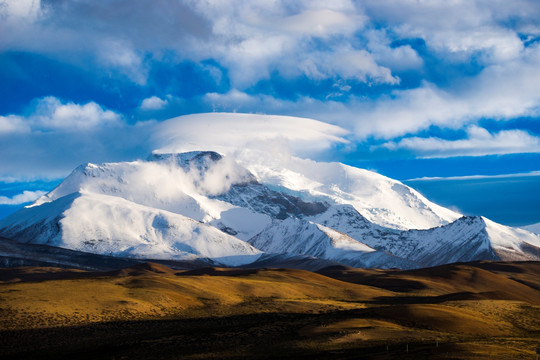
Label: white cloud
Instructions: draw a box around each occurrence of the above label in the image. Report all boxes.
[2,0,537,89]
[198,43,540,143]
[0,97,122,135]
[270,8,363,37]
[199,1,400,87]
[366,29,424,71]
[0,97,132,180]
[297,48,398,84]
[0,115,30,134]
[0,0,210,84]
[152,112,349,158]
[201,90,361,132]
[407,170,540,181]
[31,97,121,130]
[0,0,41,22]
[0,118,153,180]
[1,102,350,180]
[382,126,540,158]
[140,96,168,110]
[200,59,540,148]
[1,0,540,171]
[0,0,403,87]
[0,190,46,205]
[354,84,462,139]
[353,45,540,139]
[363,0,533,63]
[98,39,147,84]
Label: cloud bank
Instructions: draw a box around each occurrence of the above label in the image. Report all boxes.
[0,96,151,179]
[383,126,540,158]
[0,0,539,180]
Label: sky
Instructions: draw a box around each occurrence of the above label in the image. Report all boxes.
[0,0,539,226]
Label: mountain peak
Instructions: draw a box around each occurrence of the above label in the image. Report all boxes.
[148,151,223,167]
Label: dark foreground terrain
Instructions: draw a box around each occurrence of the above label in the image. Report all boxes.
[1,261,539,359]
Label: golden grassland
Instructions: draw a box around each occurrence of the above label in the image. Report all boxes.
[0,261,539,359]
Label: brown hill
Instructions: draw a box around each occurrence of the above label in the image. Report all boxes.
[319,261,540,304]
[111,262,179,277]
[0,264,391,331]
[1,261,539,359]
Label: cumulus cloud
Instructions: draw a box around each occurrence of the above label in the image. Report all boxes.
[382,126,540,158]
[31,97,122,130]
[0,0,405,87]
[194,40,540,144]
[195,1,403,87]
[140,96,168,110]
[2,0,537,92]
[0,115,30,134]
[296,48,398,84]
[0,0,210,83]
[0,97,122,134]
[1,0,538,89]
[353,45,540,139]
[200,84,540,159]
[0,97,147,180]
[363,0,534,63]
[201,50,540,144]
[365,29,424,71]
[0,190,46,205]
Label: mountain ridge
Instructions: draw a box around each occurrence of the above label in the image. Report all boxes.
[1,150,539,269]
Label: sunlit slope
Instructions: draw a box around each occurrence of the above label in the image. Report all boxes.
[0,264,389,330]
[0,191,261,266]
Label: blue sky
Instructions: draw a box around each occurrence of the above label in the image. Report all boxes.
[0,0,539,226]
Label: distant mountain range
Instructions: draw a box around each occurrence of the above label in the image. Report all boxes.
[1,150,539,269]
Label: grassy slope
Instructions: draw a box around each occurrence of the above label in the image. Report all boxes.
[0,261,539,359]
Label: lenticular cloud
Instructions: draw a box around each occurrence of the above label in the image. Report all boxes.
[152,113,350,157]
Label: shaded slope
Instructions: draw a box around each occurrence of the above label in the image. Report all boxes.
[319,261,540,305]
[249,217,416,269]
[237,150,460,229]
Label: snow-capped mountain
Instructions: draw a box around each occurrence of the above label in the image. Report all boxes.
[249,216,415,268]
[377,216,540,266]
[309,204,540,266]
[234,150,460,230]
[1,150,539,269]
[0,190,261,266]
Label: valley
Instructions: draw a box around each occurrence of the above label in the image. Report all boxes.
[1,261,539,359]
